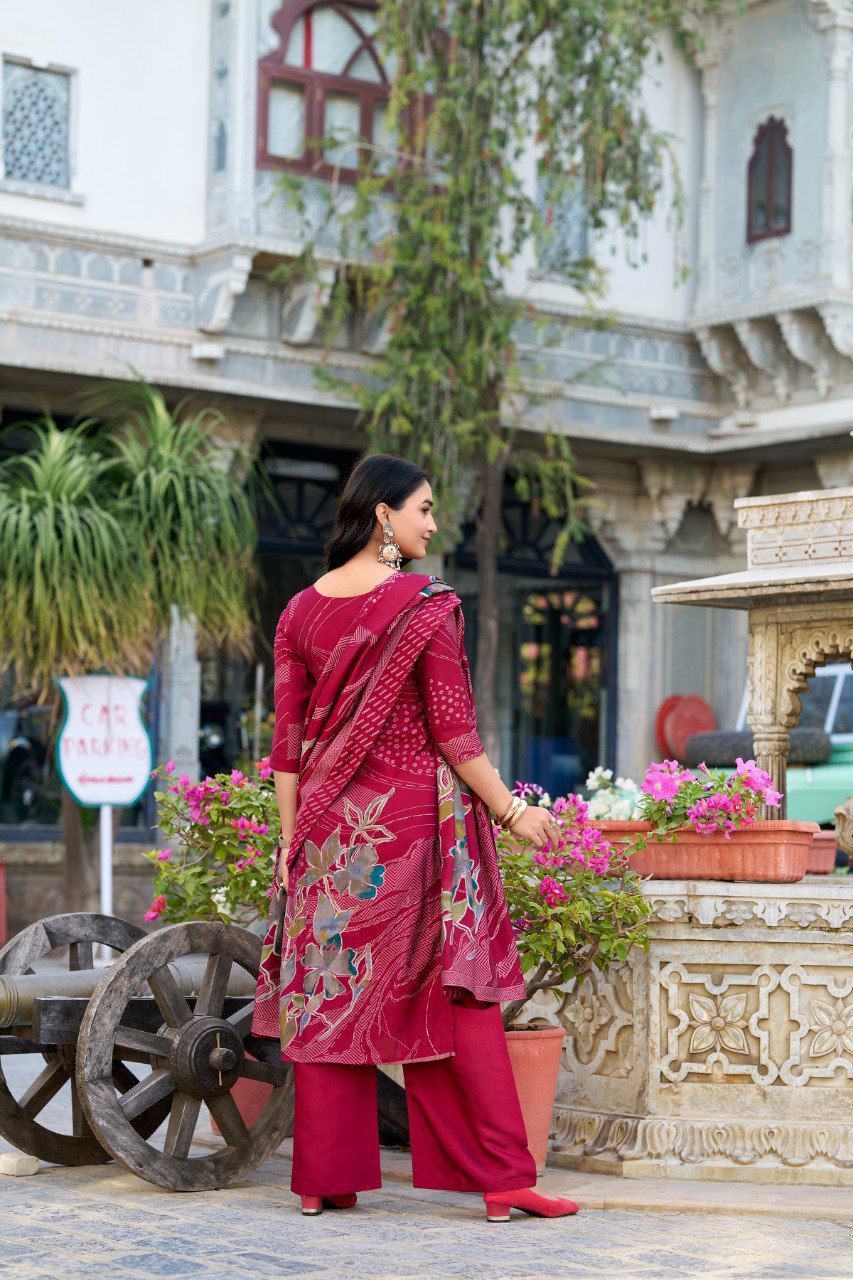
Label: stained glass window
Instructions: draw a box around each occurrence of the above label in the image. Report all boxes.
[2,62,70,189]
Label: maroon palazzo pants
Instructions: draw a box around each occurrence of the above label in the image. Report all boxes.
[290,997,537,1196]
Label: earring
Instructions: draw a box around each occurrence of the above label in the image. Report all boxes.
[378,521,402,571]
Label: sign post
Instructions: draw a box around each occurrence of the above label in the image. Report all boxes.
[55,676,154,941]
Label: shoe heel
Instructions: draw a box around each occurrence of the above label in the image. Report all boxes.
[485,1199,511,1223]
[301,1196,323,1215]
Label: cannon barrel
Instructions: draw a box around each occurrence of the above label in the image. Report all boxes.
[0,955,256,1029]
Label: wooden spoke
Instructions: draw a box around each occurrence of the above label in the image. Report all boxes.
[113,1026,172,1058]
[19,1059,69,1119]
[207,1092,250,1148]
[70,1079,94,1139]
[118,1068,175,1121]
[240,1058,284,1086]
[147,966,193,1029]
[111,1061,140,1094]
[69,941,93,971]
[163,1093,202,1161]
[193,953,233,1020]
[226,1001,254,1038]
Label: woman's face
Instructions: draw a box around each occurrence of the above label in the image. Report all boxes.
[378,481,437,560]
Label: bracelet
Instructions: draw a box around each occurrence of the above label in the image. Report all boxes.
[497,795,527,830]
[505,799,528,830]
[277,832,292,850]
[496,796,518,826]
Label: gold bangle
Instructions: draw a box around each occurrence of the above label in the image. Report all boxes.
[505,800,528,830]
[497,797,517,826]
[499,796,526,830]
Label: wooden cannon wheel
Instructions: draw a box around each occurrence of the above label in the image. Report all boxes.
[76,921,292,1191]
[0,913,170,1166]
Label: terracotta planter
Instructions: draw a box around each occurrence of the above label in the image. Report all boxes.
[807,829,838,874]
[595,819,817,883]
[505,1026,565,1174]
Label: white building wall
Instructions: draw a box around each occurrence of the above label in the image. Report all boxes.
[0,0,210,243]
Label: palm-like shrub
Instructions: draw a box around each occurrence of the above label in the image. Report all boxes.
[0,382,263,911]
[0,418,151,690]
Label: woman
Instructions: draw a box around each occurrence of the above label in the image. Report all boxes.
[251,454,578,1224]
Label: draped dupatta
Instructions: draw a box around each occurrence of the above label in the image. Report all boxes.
[252,573,526,1045]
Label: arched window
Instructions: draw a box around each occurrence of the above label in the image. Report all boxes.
[257,0,391,180]
[747,117,792,243]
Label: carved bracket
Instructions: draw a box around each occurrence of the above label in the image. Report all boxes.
[639,460,707,539]
[280,265,337,346]
[777,309,836,397]
[695,324,752,408]
[195,252,253,334]
[705,463,758,540]
[734,317,793,402]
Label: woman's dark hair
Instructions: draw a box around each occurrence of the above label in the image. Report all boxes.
[324,453,429,571]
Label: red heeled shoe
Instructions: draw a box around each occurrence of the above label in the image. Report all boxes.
[483,1187,579,1223]
[300,1193,358,1215]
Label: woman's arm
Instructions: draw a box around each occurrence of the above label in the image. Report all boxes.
[450,752,558,850]
[273,770,298,888]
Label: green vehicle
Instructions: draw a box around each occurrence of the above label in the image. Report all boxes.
[734,663,853,825]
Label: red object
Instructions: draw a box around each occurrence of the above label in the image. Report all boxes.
[662,694,716,760]
[210,1065,273,1134]
[655,695,683,756]
[300,1194,357,1215]
[807,830,837,874]
[289,998,536,1196]
[595,819,816,882]
[504,1026,566,1174]
[484,1186,579,1222]
[0,863,6,947]
[252,573,526,1064]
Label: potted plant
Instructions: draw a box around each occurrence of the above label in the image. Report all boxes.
[495,786,653,1171]
[141,756,281,1128]
[586,758,817,882]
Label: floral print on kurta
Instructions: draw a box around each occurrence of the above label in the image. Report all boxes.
[251,571,526,1065]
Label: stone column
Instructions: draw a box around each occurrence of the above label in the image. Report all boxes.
[158,605,202,784]
[820,18,853,291]
[746,616,790,819]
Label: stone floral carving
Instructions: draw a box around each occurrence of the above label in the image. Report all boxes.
[809,998,853,1058]
[565,989,613,1055]
[687,992,749,1056]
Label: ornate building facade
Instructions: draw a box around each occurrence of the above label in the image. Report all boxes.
[0,0,851,853]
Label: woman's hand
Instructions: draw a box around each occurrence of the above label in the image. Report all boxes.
[276,842,290,892]
[508,804,561,851]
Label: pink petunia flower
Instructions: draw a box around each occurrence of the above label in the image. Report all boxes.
[641,768,680,801]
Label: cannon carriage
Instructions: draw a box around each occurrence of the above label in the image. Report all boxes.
[0,912,294,1191]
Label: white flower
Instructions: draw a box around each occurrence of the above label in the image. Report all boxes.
[601,768,613,782]
[615,776,638,791]
[537,793,552,807]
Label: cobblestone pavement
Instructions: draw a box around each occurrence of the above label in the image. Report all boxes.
[1,1059,851,1280]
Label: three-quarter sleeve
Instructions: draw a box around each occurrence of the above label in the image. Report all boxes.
[415,606,486,767]
[269,600,314,773]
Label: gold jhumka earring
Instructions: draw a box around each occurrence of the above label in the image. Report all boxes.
[378,521,403,571]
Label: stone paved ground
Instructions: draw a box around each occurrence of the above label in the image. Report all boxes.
[1,1057,851,1280]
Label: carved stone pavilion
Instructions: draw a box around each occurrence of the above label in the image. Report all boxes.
[543,485,853,1185]
[652,485,853,815]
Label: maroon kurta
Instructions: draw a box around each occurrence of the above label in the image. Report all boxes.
[251,571,526,1064]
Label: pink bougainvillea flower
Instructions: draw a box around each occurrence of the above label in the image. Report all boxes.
[178,773,190,788]
[165,761,175,773]
[144,893,167,923]
[157,849,171,862]
[219,791,230,805]
[257,756,273,780]
[231,769,245,785]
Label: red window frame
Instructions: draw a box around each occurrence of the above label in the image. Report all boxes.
[746,116,792,244]
[257,0,390,183]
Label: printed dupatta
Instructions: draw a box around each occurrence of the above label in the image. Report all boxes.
[252,573,527,1040]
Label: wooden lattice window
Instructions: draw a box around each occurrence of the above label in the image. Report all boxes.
[747,117,792,244]
[257,0,392,181]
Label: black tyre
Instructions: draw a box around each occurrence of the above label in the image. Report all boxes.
[684,728,832,768]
